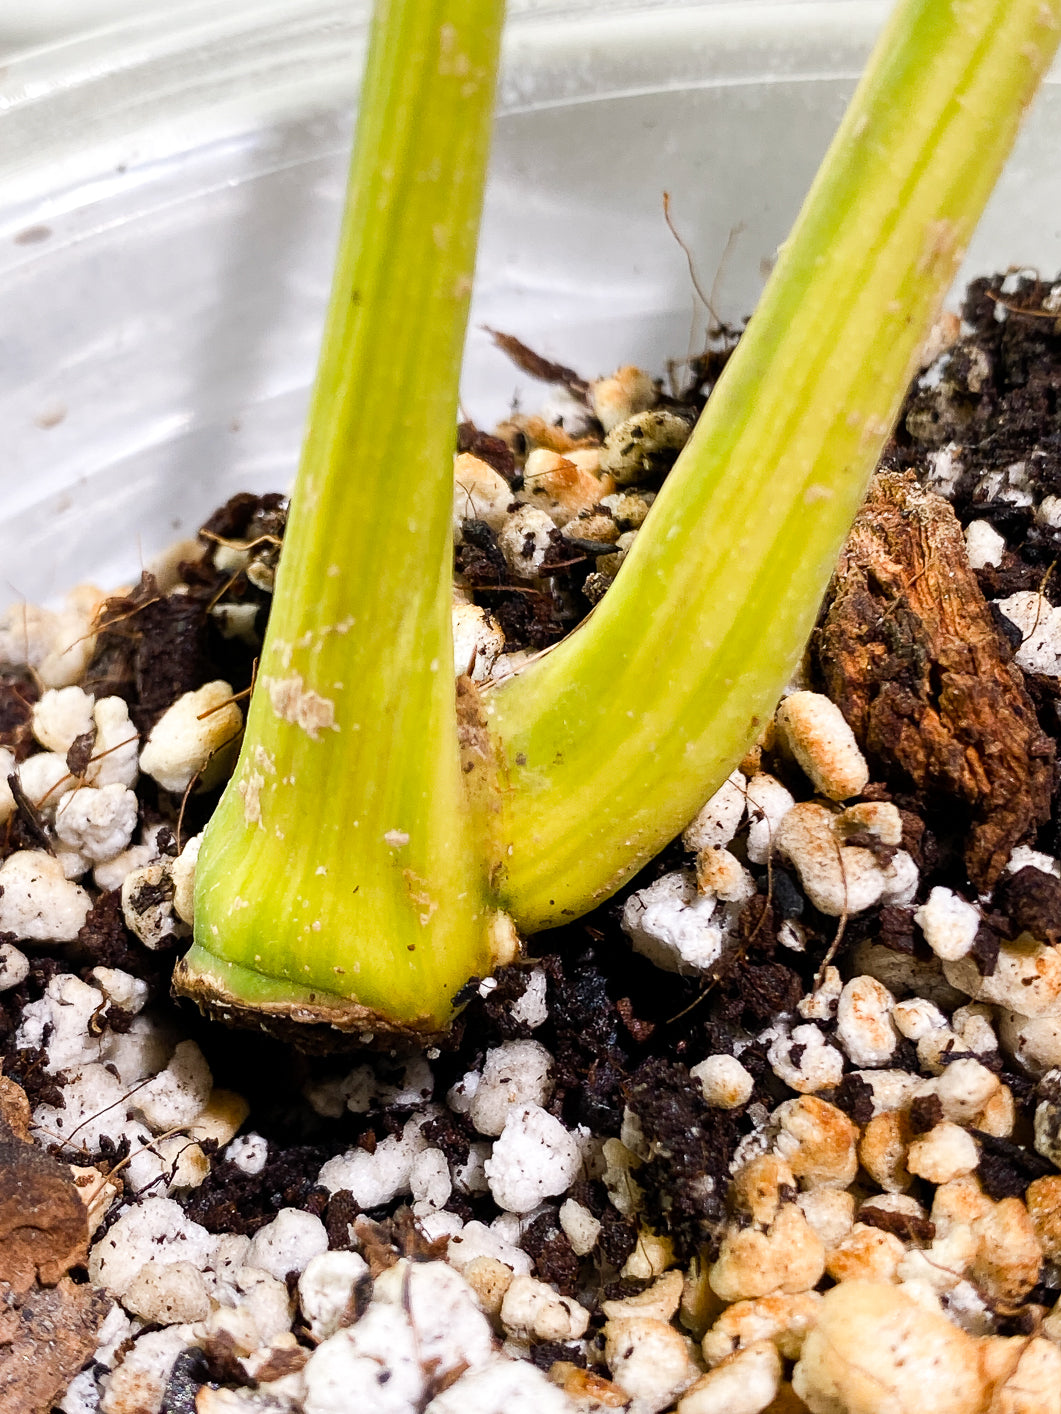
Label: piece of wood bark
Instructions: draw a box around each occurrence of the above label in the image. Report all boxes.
[0,1277,110,1414]
[0,1077,31,1143]
[0,1079,111,1413]
[0,1133,90,1292]
[816,470,1055,889]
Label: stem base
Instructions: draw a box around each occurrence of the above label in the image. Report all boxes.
[174,944,452,1051]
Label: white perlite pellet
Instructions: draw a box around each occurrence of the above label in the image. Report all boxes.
[767,1023,844,1094]
[94,838,159,895]
[225,1132,269,1175]
[89,1197,217,1300]
[246,1208,329,1282]
[0,942,29,991]
[452,602,505,681]
[55,784,139,863]
[32,686,95,753]
[508,967,548,1029]
[679,1340,782,1414]
[303,1301,428,1414]
[483,1103,583,1214]
[446,1220,533,1276]
[914,887,979,962]
[171,832,201,924]
[122,1260,211,1325]
[423,1354,575,1414]
[906,1122,979,1184]
[1001,1011,1061,1075]
[944,937,1061,1016]
[500,1274,589,1342]
[131,1039,212,1131]
[139,680,243,793]
[375,1260,495,1383]
[0,849,91,941]
[559,1199,601,1256]
[99,1325,199,1414]
[835,976,898,1068]
[87,696,140,789]
[14,750,76,818]
[923,442,961,496]
[470,1040,554,1137]
[590,365,656,433]
[317,1115,430,1206]
[497,505,556,579]
[298,1251,369,1342]
[410,1147,452,1213]
[453,453,513,532]
[782,801,918,917]
[775,691,869,801]
[57,1368,98,1414]
[995,591,1061,676]
[690,1055,754,1110]
[964,518,1006,569]
[621,870,733,973]
[17,972,103,1071]
[1007,844,1061,878]
[121,861,186,950]
[743,773,796,865]
[92,967,150,1016]
[683,770,747,852]
[605,1315,699,1414]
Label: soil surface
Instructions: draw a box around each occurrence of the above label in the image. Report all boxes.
[3,272,1061,1414]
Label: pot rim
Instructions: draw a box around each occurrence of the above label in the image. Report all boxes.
[1,0,894,222]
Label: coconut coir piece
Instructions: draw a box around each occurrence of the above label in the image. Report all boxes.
[817,470,1055,889]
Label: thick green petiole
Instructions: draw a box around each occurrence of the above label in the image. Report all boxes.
[485,0,1061,931]
[177,0,506,1039]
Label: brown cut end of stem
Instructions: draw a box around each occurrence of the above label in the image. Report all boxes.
[170,957,450,1054]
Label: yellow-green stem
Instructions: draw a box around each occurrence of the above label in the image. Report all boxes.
[486,0,1061,931]
[179,0,505,1036]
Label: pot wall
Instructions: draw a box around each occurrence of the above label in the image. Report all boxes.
[0,0,1057,604]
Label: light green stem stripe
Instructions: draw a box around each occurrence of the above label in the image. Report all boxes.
[188,0,504,1028]
[485,0,1061,931]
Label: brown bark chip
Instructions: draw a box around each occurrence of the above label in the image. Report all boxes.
[0,1136,90,1291]
[0,1087,108,1412]
[996,866,1061,944]
[817,471,1055,889]
[0,1142,89,1295]
[0,1277,110,1414]
[0,1077,31,1143]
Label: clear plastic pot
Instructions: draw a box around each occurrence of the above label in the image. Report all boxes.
[1,0,1058,605]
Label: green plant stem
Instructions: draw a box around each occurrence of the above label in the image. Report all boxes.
[180,0,1060,1038]
[178,0,505,1036]
[484,0,1061,933]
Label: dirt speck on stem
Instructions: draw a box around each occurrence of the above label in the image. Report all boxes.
[264,673,337,739]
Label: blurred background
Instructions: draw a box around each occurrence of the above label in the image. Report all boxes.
[2,1,158,53]
[0,0,863,59]
[3,2,240,52]
[3,0,1055,609]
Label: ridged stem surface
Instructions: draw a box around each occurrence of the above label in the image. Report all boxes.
[486,0,1061,930]
[184,0,504,1031]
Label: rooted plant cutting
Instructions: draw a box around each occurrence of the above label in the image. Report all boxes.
[5,1,1061,1413]
[7,281,1061,1413]
[177,0,1061,1041]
